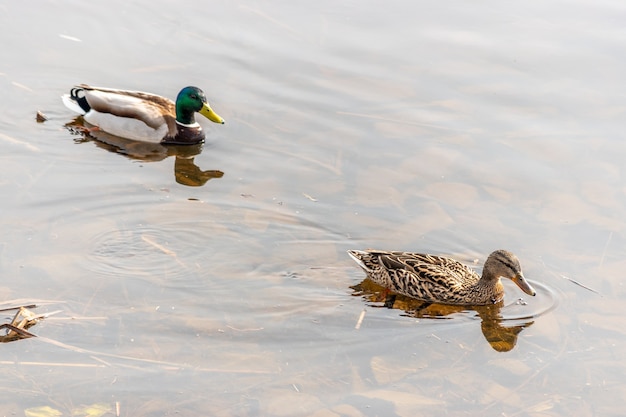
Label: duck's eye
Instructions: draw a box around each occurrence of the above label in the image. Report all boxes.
[190,94,197,100]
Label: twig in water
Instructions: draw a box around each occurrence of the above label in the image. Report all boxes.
[354,309,366,330]
[561,275,601,296]
[0,304,37,312]
[141,235,176,257]
[141,234,186,267]
[598,231,613,268]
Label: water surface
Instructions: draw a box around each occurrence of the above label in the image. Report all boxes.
[1,1,625,416]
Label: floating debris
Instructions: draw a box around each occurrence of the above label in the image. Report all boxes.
[24,403,112,417]
[0,306,44,342]
[354,309,366,330]
[36,110,48,123]
[561,275,601,296]
[59,34,82,42]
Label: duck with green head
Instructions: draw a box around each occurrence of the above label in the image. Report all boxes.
[62,84,224,145]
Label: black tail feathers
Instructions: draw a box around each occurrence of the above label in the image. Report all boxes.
[70,87,91,113]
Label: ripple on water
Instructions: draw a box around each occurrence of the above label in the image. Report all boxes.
[349,274,560,352]
[499,280,559,322]
[78,201,353,285]
[82,223,210,280]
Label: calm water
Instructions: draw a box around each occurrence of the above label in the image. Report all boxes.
[1,0,625,415]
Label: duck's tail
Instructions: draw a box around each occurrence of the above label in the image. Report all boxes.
[61,86,91,114]
[347,250,373,273]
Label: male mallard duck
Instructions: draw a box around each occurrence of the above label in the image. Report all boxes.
[347,249,536,305]
[62,84,224,145]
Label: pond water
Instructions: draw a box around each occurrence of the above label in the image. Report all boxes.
[1,0,625,416]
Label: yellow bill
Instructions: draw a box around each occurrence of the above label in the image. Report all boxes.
[199,103,225,124]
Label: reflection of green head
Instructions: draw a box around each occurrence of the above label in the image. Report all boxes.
[175,86,224,125]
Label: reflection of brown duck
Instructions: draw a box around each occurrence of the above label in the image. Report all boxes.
[351,279,534,352]
[348,250,536,305]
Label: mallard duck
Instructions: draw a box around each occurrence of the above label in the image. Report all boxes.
[347,249,536,305]
[62,84,224,145]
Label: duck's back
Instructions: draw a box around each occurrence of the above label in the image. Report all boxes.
[349,250,486,304]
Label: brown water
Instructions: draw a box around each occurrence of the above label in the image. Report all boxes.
[1,1,625,416]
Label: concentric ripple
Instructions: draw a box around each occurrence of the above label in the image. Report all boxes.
[498,279,559,322]
[81,223,211,280]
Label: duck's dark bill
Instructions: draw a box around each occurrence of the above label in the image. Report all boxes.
[513,274,536,296]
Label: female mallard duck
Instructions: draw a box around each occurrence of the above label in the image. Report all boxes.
[62,84,224,145]
[347,249,536,305]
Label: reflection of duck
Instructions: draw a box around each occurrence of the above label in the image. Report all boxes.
[351,279,534,352]
[347,249,536,305]
[67,123,224,187]
[174,156,224,187]
[62,85,224,144]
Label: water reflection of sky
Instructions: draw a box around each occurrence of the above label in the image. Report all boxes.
[0,0,624,415]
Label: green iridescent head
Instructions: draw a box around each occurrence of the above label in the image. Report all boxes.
[175,86,224,125]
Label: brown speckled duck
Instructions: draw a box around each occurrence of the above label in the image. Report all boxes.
[347,249,536,305]
[62,84,224,145]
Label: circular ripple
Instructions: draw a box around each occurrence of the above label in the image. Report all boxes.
[499,280,559,322]
[81,223,211,280]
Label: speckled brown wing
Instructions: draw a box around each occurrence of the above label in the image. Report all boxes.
[379,252,476,301]
[350,250,482,304]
